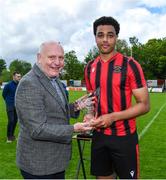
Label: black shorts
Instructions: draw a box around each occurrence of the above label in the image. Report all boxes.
[91,131,139,179]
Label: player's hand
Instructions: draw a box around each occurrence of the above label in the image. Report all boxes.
[90,114,114,128]
[73,122,93,133]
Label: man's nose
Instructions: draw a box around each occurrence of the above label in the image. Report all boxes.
[54,58,61,65]
[103,35,108,41]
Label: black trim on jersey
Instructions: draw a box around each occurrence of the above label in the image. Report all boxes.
[107,60,116,135]
[120,57,127,110]
[129,60,143,88]
[107,60,114,113]
[121,57,130,135]
[95,61,101,116]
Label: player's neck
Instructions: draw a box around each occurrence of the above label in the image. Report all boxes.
[100,51,117,62]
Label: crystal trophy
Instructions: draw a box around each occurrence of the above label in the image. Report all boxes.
[78,87,100,137]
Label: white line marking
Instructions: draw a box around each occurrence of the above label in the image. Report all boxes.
[139,102,166,140]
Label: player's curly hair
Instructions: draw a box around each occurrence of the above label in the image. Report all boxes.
[93,16,120,36]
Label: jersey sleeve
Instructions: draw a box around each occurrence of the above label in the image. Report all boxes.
[84,62,93,92]
[128,58,147,89]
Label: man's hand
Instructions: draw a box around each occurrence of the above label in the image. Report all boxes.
[90,114,114,128]
[73,122,93,133]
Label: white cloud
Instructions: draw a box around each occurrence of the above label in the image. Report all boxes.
[119,7,166,44]
[0,0,166,67]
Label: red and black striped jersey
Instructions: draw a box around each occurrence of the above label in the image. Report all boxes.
[84,52,147,136]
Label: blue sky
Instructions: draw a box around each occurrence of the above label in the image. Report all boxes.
[0,0,166,66]
[142,6,166,14]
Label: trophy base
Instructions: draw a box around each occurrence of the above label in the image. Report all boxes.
[77,132,93,138]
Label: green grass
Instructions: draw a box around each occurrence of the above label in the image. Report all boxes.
[0,90,166,179]
[138,93,166,179]
[0,91,22,179]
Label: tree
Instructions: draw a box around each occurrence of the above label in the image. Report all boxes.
[84,46,99,64]
[129,36,139,46]
[0,59,7,76]
[63,51,84,80]
[9,59,32,75]
[138,38,166,79]
[129,36,143,60]
[158,56,166,79]
[0,69,11,82]
[116,39,130,56]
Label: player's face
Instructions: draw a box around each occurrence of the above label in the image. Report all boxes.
[37,44,64,78]
[95,25,117,55]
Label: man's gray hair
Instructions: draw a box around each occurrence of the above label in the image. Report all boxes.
[38,41,62,54]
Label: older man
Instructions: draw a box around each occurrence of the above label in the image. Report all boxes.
[15,41,92,179]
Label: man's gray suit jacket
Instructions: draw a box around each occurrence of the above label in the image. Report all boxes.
[15,63,78,175]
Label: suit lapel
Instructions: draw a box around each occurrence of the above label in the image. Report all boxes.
[33,64,67,113]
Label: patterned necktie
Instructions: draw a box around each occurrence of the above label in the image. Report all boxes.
[51,78,65,106]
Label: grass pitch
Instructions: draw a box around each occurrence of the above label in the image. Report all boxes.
[0,90,165,179]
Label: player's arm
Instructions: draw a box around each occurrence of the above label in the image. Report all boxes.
[91,87,150,128]
[112,86,150,120]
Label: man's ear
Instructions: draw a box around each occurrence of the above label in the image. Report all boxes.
[37,53,41,64]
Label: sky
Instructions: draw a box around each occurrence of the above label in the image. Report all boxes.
[0,0,166,67]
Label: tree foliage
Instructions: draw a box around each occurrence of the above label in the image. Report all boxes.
[0,59,7,76]
[63,51,84,80]
[140,38,166,79]
[0,69,11,82]
[116,39,130,56]
[9,59,32,76]
[84,46,99,64]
